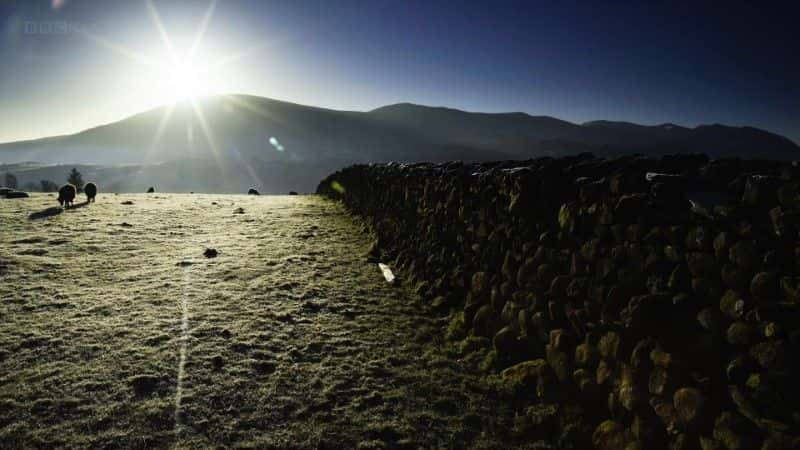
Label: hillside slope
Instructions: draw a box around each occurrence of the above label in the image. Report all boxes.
[1,95,797,192]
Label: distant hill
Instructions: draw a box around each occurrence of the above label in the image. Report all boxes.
[0,94,797,193]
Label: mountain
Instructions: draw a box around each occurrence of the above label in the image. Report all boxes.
[1,94,797,193]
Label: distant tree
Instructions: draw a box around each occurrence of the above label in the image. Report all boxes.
[40,180,59,192]
[67,168,84,192]
[4,172,17,189]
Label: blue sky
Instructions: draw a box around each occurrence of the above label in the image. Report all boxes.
[1,0,798,143]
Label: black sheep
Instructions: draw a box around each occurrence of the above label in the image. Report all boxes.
[58,184,77,208]
[84,182,97,203]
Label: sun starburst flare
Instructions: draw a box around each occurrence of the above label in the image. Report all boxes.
[75,0,291,183]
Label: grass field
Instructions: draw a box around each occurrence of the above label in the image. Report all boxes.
[0,193,520,449]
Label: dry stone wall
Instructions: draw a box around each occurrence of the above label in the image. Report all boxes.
[318,154,800,449]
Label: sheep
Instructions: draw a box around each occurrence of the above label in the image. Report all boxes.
[58,184,77,208]
[147,187,155,193]
[248,188,260,195]
[84,182,97,203]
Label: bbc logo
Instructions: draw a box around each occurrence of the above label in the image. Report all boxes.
[23,21,88,35]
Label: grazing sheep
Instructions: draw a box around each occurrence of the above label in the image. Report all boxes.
[58,184,77,208]
[84,182,97,203]
[147,187,155,193]
[248,188,260,195]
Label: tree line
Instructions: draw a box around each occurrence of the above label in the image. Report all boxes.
[2,168,85,192]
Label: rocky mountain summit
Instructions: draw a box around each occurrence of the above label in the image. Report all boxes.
[319,153,800,449]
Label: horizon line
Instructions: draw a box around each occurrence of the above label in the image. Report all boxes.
[0,92,797,146]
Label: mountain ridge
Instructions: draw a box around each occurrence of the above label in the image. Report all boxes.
[1,94,797,193]
[3,94,796,148]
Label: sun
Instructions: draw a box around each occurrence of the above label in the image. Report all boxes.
[82,0,255,106]
[160,58,211,102]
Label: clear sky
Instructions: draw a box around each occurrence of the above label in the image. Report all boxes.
[1,0,798,144]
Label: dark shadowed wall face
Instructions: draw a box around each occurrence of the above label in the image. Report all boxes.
[0,0,798,145]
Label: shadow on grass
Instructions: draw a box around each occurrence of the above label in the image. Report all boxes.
[65,201,91,211]
[29,201,91,219]
[28,207,63,220]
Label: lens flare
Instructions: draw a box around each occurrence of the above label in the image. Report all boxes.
[269,136,285,152]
